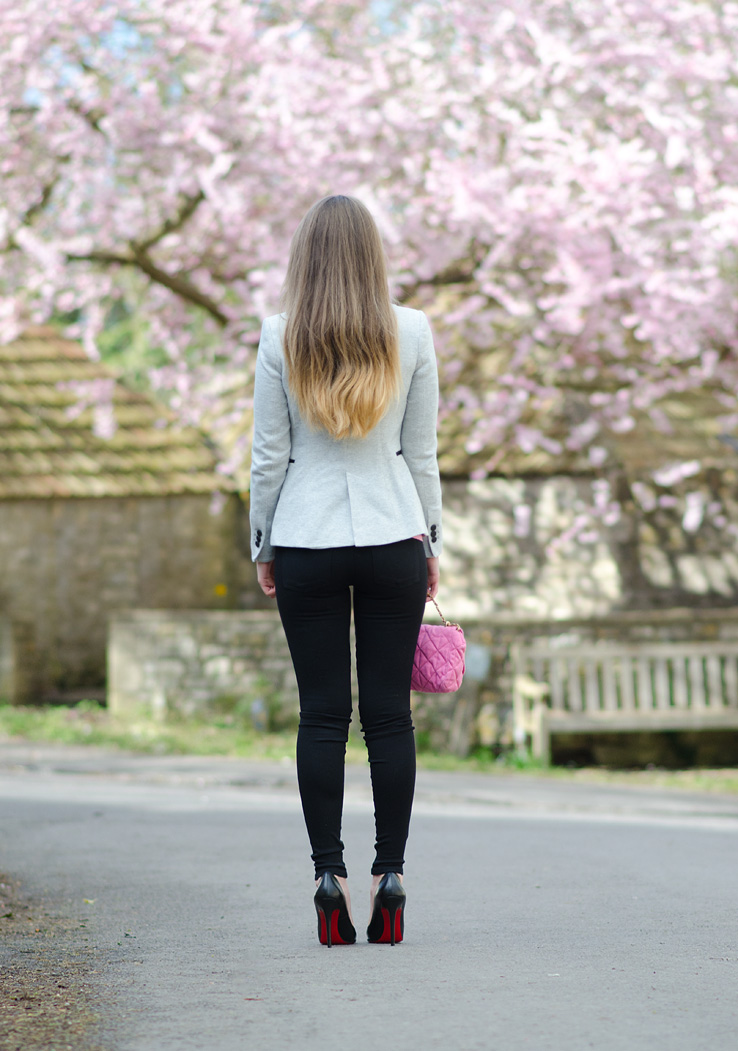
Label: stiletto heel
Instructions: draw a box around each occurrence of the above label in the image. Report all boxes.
[367,872,406,945]
[313,873,356,947]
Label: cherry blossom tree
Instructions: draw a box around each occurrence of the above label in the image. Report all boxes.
[2,0,738,515]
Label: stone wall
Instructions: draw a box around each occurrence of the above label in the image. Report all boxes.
[7,471,738,711]
[107,604,738,763]
[438,477,738,622]
[0,494,255,700]
[108,610,298,729]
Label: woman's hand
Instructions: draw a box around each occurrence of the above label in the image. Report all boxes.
[257,560,276,598]
[426,556,440,601]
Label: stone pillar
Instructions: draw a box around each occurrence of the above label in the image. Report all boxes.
[0,616,14,702]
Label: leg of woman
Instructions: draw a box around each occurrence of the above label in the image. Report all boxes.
[274,547,353,880]
[352,540,428,876]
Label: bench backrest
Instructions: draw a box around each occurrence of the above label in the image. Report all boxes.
[512,642,738,715]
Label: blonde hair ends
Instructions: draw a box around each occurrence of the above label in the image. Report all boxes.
[280,195,400,440]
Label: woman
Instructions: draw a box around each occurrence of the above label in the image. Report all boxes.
[250,194,442,947]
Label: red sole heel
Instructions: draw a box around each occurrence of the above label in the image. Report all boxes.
[372,903,407,945]
[330,909,348,945]
[393,906,403,945]
[317,907,330,947]
[367,873,406,945]
[313,882,357,950]
[317,908,352,947]
[376,904,403,944]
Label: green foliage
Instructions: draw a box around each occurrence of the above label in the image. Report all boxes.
[203,676,298,734]
[1,701,737,792]
[0,699,295,760]
[95,298,169,391]
[489,750,551,773]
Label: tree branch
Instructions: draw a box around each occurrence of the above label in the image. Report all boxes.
[16,179,221,324]
[1,178,62,253]
[131,248,229,326]
[396,239,488,302]
[66,98,105,133]
[133,190,206,253]
[24,179,58,226]
[397,263,478,303]
[66,248,229,326]
[65,57,112,134]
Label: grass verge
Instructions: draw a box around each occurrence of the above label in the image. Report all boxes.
[0,700,302,762]
[1,700,738,794]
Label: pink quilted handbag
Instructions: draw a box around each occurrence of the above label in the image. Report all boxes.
[411,597,466,693]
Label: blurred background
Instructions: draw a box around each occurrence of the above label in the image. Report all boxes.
[2,0,738,768]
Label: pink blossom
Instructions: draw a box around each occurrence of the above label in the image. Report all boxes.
[0,0,736,496]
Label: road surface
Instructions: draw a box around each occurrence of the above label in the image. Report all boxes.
[1,742,736,1051]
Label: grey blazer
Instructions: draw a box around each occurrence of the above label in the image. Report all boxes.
[249,304,443,562]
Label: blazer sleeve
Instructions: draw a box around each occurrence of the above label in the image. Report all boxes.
[400,312,443,558]
[249,318,291,562]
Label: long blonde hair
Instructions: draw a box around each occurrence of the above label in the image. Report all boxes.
[280,195,400,440]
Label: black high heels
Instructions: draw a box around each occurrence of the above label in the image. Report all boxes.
[367,872,405,945]
[314,873,356,947]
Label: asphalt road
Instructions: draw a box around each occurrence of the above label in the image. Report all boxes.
[1,742,737,1051]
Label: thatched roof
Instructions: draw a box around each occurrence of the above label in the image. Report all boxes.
[4,325,734,499]
[0,327,227,499]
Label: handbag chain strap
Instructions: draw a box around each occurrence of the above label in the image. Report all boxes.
[428,595,463,632]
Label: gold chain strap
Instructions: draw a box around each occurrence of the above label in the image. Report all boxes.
[427,595,463,632]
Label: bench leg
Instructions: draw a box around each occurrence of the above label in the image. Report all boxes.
[531,705,551,765]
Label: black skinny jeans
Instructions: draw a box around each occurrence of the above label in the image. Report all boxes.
[274,539,427,879]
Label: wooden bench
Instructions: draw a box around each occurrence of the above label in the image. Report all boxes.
[511,641,738,764]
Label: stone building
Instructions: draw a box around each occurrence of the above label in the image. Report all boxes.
[7,321,738,766]
[411,372,738,761]
[435,372,738,621]
[0,327,252,702]
[105,373,738,760]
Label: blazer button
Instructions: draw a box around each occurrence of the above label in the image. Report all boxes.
[255,536,261,547]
